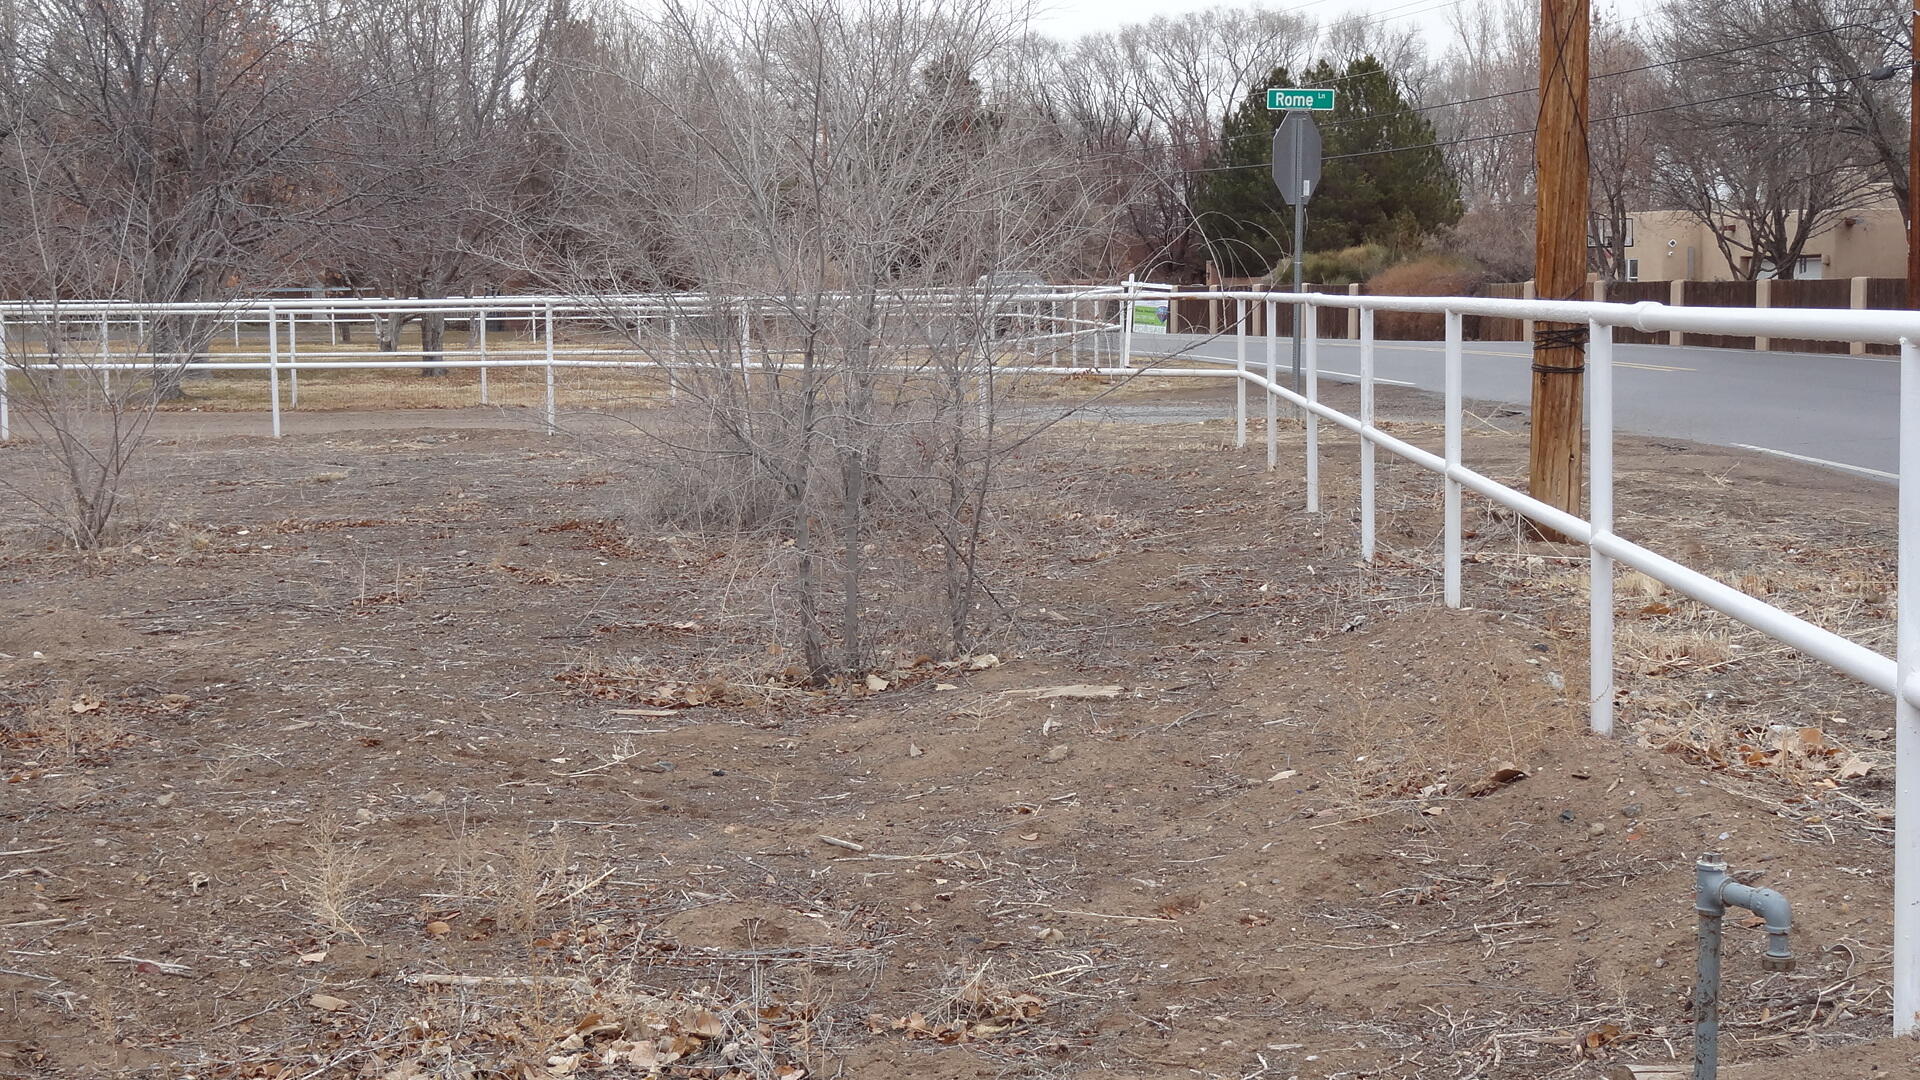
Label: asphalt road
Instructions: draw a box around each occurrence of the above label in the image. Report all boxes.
[1131,332,1899,480]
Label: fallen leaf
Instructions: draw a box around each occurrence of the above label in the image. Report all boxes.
[70,696,102,715]
[1265,769,1298,782]
[1464,763,1530,797]
[934,682,959,691]
[308,993,351,1012]
[965,654,1001,671]
[424,920,451,937]
[865,673,889,692]
[1019,832,1040,842]
[1583,1022,1623,1049]
[1839,755,1873,780]
[683,1010,725,1038]
[907,743,923,758]
[298,950,328,964]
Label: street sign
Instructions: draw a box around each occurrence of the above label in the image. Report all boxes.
[1271,111,1321,206]
[1266,87,1335,111]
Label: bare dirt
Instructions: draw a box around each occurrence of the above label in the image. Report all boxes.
[3,391,1917,1079]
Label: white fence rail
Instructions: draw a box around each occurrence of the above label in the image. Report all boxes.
[4,284,1920,1033]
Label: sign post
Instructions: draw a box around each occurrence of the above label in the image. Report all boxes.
[1271,108,1322,396]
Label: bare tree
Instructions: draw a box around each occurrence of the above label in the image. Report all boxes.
[1650,0,1909,223]
[1651,0,1885,278]
[1588,19,1660,283]
[541,0,1115,677]
[1428,0,1539,279]
[330,0,575,372]
[0,0,325,546]
[0,0,348,390]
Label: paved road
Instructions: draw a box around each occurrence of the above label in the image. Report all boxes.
[1129,333,1898,480]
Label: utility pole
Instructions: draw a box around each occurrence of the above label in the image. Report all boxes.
[1528,0,1590,538]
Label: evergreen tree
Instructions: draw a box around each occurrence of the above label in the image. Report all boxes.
[1192,57,1462,279]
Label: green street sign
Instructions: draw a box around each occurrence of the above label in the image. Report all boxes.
[1266,87,1335,111]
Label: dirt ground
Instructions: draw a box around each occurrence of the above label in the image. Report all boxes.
[3,385,1918,1080]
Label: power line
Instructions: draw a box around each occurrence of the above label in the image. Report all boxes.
[1185,66,1894,175]
[1102,21,1889,168]
[1305,22,1876,138]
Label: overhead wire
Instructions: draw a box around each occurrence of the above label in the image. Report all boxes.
[1082,20,1894,171]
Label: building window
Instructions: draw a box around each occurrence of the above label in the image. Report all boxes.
[1625,258,1640,282]
[1591,216,1635,248]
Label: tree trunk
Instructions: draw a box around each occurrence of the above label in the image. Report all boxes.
[419,313,447,376]
[419,281,449,376]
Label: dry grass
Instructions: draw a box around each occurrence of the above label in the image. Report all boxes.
[0,684,130,763]
[283,816,386,942]
[1329,683,1549,804]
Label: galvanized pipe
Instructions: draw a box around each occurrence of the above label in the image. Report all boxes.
[1589,321,1615,737]
[1693,853,1794,1080]
[1442,310,1462,609]
[1900,336,1920,1033]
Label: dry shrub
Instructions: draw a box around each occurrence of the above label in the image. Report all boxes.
[492,834,570,935]
[284,816,386,941]
[1366,256,1495,339]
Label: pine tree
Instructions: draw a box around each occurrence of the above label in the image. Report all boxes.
[1191,57,1462,279]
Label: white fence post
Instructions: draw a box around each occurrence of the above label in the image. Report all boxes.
[1443,309,1462,608]
[477,310,489,405]
[267,304,282,439]
[1265,296,1277,470]
[1896,335,1920,1034]
[1234,297,1246,447]
[98,312,110,396]
[544,302,557,434]
[740,301,755,391]
[1589,320,1616,737]
[1304,302,1319,513]
[287,311,299,408]
[1359,307,1374,563]
[0,314,11,442]
[667,310,679,401]
[1120,282,1134,371]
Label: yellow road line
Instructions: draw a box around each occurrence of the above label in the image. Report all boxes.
[1322,340,1693,372]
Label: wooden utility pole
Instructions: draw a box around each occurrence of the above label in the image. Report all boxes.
[1528,0,1590,538]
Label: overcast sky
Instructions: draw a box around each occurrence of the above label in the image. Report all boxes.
[1025,0,1478,48]
[1026,0,1661,52]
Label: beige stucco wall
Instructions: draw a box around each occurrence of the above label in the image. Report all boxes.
[1622,201,1905,281]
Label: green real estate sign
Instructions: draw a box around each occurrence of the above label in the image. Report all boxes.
[1266,87,1335,111]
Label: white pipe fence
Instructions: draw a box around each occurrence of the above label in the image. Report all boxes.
[4,284,1920,1032]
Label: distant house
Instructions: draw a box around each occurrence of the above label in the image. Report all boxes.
[1614,200,1905,282]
